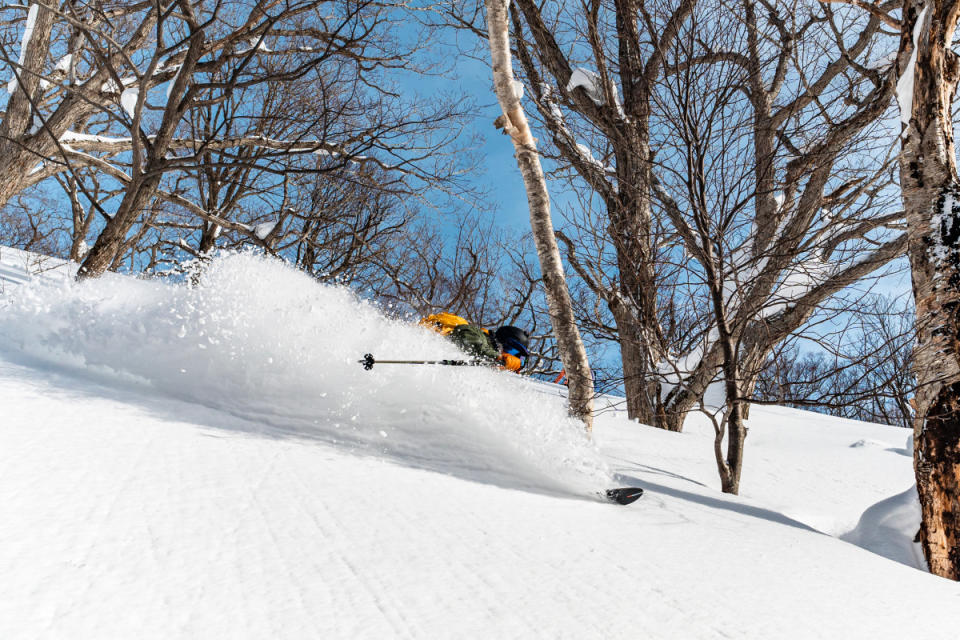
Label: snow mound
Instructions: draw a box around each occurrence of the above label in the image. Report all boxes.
[0,252,610,495]
[842,486,924,569]
[850,438,892,449]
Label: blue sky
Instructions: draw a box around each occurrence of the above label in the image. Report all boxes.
[406,25,549,233]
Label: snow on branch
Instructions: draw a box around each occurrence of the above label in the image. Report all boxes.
[253,221,277,240]
[59,131,134,146]
[574,142,605,173]
[532,83,617,197]
[759,257,834,319]
[565,67,624,117]
[566,68,605,105]
[55,132,398,171]
[896,3,930,131]
[6,3,39,94]
[761,233,908,330]
[656,335,713,387]
[539,82,565,122]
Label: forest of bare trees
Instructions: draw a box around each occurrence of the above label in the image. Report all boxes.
[4,0,960,579]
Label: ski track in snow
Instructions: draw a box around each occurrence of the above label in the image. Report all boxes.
[2,250,960,638]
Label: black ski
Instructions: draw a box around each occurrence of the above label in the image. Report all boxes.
[605,487,644,505]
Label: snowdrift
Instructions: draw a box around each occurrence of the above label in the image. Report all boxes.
[0,251,610,495]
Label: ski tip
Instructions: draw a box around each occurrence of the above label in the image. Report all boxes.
[605,487,644,505]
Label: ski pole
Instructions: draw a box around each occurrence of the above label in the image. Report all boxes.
[359,353,481,371]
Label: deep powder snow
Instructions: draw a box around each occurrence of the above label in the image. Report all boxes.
[0,252,611,496]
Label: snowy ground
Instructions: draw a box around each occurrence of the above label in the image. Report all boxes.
[1,249,959,639]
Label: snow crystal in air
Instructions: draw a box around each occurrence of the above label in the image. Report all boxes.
[0,252,611,495]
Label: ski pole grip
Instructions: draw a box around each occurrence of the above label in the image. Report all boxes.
[361,353,375,370]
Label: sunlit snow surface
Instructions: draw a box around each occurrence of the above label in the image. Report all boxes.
[2,249,960,639]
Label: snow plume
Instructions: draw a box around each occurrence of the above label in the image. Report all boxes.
[0,252,610,495]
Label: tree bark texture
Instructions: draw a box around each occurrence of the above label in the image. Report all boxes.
[0,2,160,211]
[0,0,58,206]
[614,306,666,427]
[511,0,668,426]
[610,141,665,426]
[76,176,161,278]
[899,0,960,580]
[76,22,205,280]
[485,0,595,431]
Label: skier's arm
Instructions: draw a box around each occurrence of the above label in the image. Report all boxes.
[499,353,522,372]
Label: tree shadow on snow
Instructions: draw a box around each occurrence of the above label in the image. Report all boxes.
[605,455,710,488]
[614,473,822,533]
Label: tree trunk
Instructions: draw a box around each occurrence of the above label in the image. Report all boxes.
[485,0,595,431]
[899,0,960,580]
[716,349,748,494]
[76,26,204,280]
[717,401,747,494]
[611,305,664,426]
[715,337,747,494]
[0,1,57,208]
[76,176,160,278]
[611,115,665,425]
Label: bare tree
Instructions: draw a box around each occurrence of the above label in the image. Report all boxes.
[0,1,477,279]
[643,0,905,491]
[0,188,60,255]
[505,0,696,426]
[890,0,960,579]
[497,0,905,444]
[755,295,915,429]
[485,0,595,430]
[371,214,505,317]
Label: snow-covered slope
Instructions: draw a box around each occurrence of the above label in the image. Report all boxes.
[1,251,958,639]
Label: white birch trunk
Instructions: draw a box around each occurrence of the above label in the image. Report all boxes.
[484,0,595,431]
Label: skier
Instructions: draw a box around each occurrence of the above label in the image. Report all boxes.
[419,313,530,373]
